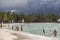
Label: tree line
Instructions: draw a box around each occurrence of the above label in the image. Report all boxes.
[0,12,60,23]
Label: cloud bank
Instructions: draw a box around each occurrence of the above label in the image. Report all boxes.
[0,0,60,14]
[0,0,28,9]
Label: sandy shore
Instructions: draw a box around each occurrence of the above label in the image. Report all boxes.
[0,29,58,40]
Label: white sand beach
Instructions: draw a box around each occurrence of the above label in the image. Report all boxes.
[0,29,58,40]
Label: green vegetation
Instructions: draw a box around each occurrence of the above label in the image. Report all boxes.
[0,12,60,23]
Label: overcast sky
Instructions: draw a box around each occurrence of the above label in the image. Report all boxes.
[0,0,60,13]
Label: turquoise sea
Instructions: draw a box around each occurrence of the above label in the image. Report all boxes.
[7,23,60,39]
[22,23,60,38]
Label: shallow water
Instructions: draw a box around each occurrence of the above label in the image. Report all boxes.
[5,23,60,39]
[22,23,60,38]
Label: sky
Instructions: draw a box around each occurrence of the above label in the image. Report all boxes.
[0,0,60,14]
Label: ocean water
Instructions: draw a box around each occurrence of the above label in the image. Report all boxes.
[22,23,60,38]
[5,23,60,39]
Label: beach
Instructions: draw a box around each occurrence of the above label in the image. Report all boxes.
[0,29,58,40]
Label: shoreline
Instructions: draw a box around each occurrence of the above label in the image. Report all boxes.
[4,29,58,40]
[0,22,60,24]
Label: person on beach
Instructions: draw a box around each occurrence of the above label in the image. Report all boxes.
[21,25,23,31]
[16,26,19,31]
[12,25,14,30]
[43,29,45,35]
[53,30,57,37]
[0,21,3,28]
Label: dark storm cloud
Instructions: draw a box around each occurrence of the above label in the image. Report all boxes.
[0,0,60,13]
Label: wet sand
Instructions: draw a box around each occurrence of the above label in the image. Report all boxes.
[0,29,58,40]
[11,31,57,40]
